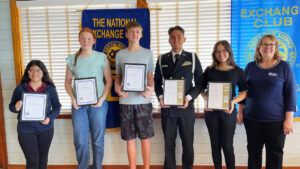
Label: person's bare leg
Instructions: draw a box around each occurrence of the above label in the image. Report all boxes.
[127,139,137,169]
[141,138,151,169]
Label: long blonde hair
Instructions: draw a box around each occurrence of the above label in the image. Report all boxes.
[74,27,96,66]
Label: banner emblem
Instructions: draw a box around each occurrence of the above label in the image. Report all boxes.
[103,41,126,68]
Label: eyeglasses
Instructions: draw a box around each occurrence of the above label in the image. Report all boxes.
[28,69,42,73]
[215,50,228,54]
[262,43,276,47]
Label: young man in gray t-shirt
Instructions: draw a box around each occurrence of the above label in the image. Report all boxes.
[115,21,154,169]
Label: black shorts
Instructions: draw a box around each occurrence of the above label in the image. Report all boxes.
[120,103,154,140]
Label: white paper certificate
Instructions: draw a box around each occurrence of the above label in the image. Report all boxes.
[123,64,146,92]
[74,77,98,106]
[163,79,185,106]
[21,93,47,121]
[207,82,232,110]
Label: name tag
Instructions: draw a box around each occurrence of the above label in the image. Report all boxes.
[268,72,278,77]
[162,65,168,68]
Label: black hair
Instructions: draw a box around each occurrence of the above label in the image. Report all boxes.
[168,25,185,35]
[21,60,55,87]
[211,40,238,68]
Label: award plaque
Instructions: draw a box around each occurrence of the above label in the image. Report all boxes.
[207,82,232,110]
[21,93,48,121]
[163,79,185,106]
[123,63,146,92]
[74,77,98,106]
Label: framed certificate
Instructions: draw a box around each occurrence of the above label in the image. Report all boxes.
[163,79,185,106]
[123,63,146,92]
[74,77,98,106]
[21,93,48,121]
[207,82,232,110]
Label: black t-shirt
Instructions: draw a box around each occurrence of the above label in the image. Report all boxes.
[202,66,247,98]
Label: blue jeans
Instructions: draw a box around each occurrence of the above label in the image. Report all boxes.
[72,100,108,169]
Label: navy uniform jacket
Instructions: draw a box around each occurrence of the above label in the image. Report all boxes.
[154,50,204,117]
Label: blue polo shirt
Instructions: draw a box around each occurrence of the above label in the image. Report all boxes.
[243,60,297,122]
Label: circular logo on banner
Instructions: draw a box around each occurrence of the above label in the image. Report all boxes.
[103,41,126,68]
[245,30,296,67]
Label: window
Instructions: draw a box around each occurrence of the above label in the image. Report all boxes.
[19,0,231,114]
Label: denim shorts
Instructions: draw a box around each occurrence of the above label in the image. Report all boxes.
[120,103,154,140]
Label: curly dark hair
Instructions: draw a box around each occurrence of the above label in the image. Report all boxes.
[21,60,55,86]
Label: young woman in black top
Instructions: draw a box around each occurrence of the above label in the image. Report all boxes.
[201,40,247,169]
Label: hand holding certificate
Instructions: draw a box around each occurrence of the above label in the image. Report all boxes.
[123,63,146,92]
[163,79,185,106]
[74,77,98,106]
[207,82,232,110]
[21,93,48,121]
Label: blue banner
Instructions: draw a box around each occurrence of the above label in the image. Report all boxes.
[231,0,300,118]
[82,9,150,129]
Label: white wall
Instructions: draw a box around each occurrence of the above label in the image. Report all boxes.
[1,0,300,167]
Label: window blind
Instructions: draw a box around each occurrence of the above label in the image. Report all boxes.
[19,0,231,114]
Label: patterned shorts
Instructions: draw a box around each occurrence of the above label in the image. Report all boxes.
[120,103,154,141]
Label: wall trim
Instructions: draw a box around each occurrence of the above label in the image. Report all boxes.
[137,0,148,8]
[10,0,24,86]
[7,165,300,169]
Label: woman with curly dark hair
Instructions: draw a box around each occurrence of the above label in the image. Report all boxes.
[9,60,61,169]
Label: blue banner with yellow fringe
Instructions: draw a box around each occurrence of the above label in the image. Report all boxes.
[231,0,300,119]
[82,8,150,129]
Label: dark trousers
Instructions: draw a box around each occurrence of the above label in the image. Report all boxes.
[161,115,195,169]
[244,119,286,169]
[204,110,236,169]
[18,128,54,169]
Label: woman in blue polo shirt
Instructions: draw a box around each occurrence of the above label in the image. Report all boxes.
[238,34,297,169]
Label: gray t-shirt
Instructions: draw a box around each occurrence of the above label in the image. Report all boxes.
[116,47,154,105]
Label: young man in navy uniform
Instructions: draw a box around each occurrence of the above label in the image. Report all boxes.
[154,26,203,169]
